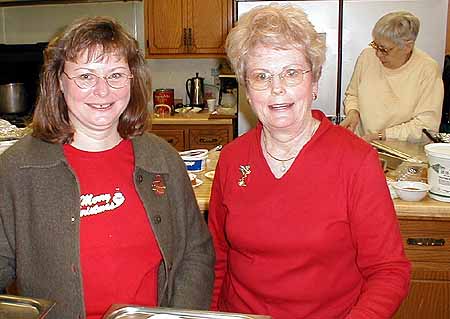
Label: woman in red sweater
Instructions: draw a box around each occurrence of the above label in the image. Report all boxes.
[208,4,411,319]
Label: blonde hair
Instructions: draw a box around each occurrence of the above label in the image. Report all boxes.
[226,3,326,84]
[372,11,420,47]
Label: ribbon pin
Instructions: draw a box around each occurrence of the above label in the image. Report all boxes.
[152,174,166,196]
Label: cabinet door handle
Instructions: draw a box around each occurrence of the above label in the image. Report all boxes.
[188,28,193,49]
[199,137,219,143]
[183,28,187,47]
[407,238,446,246]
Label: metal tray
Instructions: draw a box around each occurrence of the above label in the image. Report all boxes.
[0,294,55,319]
[103,305,271,319]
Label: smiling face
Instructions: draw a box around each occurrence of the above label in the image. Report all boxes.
[372,37,413,69]
[245,44,317,135]
[59,49,131,141]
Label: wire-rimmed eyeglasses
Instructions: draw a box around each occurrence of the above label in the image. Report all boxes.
[246,65,311,91]
[63,71,133,89]
[369,41,395,56]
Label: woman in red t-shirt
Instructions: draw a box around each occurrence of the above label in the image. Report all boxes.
[0,17,214,319]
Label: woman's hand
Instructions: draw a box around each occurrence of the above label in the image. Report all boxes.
[362,131,385,142]
[340,109,360,132]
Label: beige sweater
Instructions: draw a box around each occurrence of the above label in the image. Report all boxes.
[343,47,444,142]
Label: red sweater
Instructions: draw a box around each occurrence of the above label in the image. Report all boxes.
[208,110,410,319]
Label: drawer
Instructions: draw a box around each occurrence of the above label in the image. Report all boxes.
[151,129,185,151]
[399,219,450,263]
[189,128,230,149]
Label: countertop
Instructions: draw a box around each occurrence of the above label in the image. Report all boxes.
[151,111,234,125]
[376,139,450,220]
[193,139,450,220]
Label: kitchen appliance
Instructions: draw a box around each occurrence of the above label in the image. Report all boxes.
[0,83,28,114]
[234,0,447,135]
[186,73,205,108]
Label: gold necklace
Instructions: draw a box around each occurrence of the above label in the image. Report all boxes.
[262,121,319,172]
[263,136,297,172]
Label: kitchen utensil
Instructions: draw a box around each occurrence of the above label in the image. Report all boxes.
[422,128,443,143]
[0,83,29,114]
[185,73,205,108]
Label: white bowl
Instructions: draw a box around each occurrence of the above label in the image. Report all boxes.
[393,181,431,201]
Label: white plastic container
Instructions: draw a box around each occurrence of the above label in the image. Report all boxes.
[179,149,208,172]
[424,143,450,202]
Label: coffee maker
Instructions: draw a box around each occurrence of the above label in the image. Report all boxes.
[218,74,238,110]
[186,73,205,108]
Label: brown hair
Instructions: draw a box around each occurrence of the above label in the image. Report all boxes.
[32,16,151,144]
[226,3,326,84]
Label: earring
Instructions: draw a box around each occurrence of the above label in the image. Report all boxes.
[312,92,318,100]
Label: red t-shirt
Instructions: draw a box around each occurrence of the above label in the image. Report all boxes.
[64,139,162,319]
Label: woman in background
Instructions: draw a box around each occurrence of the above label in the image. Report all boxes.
[0,16,214,319]
[341,11,444,142]
[208,4,410,319]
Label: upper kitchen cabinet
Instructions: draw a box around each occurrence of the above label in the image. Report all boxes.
[144,0,232,58]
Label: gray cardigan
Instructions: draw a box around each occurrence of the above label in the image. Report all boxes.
[0,133,214,319]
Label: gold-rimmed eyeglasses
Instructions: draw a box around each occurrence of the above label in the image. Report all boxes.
[63,71,133,89]
[369,41,395,56]
[246,65,311,91]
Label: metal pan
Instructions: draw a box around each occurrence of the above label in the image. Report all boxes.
[103,305,271,319]
[0,294,55,319]
[0,83,29,114]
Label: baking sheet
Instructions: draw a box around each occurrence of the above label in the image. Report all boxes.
[371,141,425,163]
[103,306,271,319]
[0,294,55,319]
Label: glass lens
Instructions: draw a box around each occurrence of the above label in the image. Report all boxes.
[75,73,97,89]
[370,41,388,55]
[281,68,304,86]
[247,70,272,90]
[106,73,130,88]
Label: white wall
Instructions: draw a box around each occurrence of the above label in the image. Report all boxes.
[0,1,222,105]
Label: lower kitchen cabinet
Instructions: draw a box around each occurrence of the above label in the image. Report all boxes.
[151,129,185,151]
[394,217,450,319]
[150,123,233,151]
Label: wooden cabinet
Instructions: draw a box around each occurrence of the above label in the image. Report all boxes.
[144,0,232,58]
[151,123,233,151]
[394,217,450,319]
[151,129,185,150]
